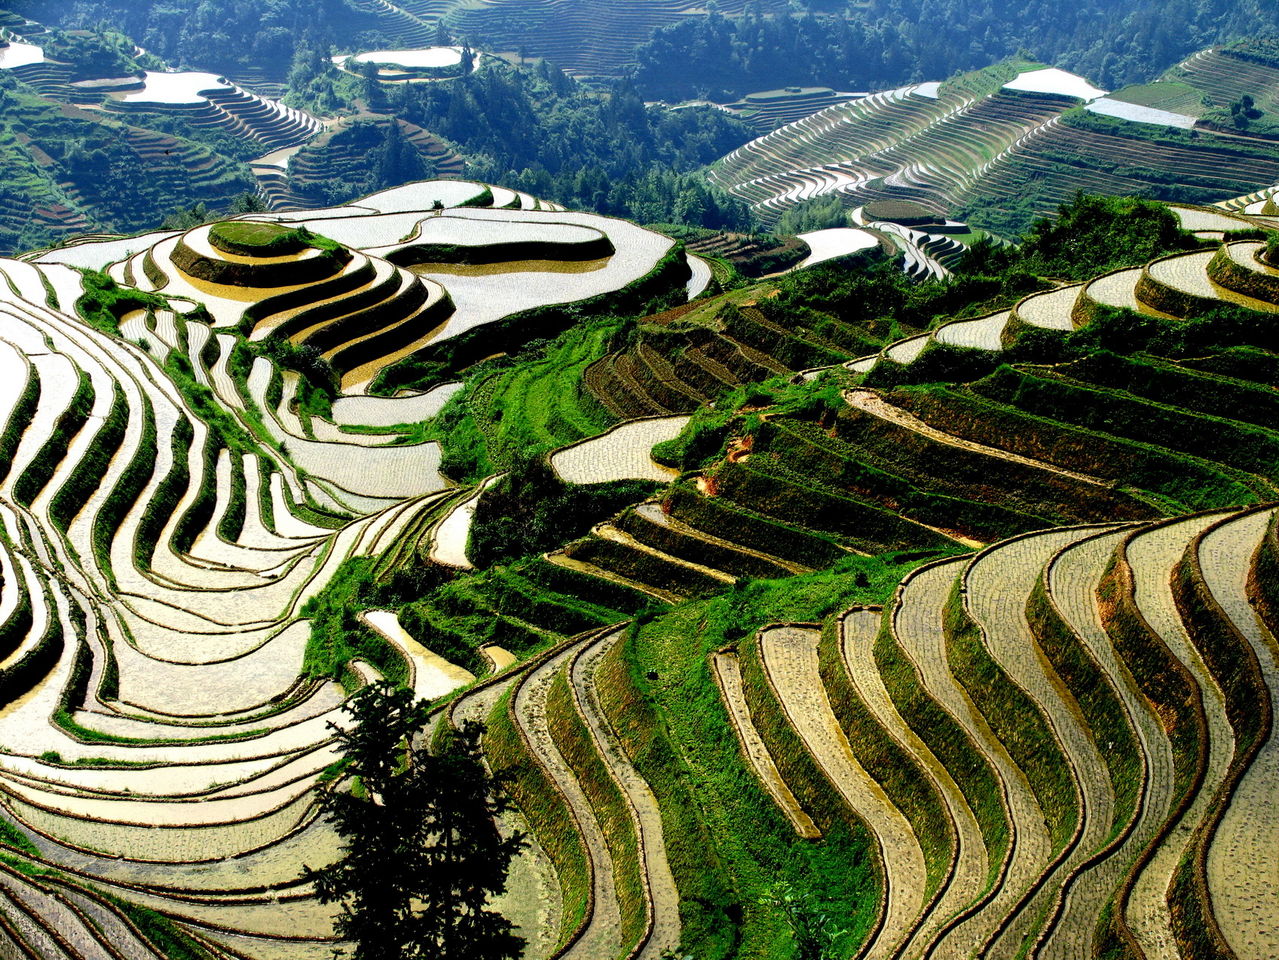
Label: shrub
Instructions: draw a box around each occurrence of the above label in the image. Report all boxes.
[468,453,660,567]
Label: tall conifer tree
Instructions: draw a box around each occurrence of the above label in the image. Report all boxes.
[305,681,525,960]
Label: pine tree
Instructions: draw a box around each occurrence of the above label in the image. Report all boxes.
[373,121,427,191]
[304,681,525,960]
[230,192,267,214]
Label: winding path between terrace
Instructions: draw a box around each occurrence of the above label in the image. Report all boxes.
[760,624,927,959]
[573,628,681,958]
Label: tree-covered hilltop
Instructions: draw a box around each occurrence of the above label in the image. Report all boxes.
[0,73,258,254]
[21,0,1279,97]
[631,0,1279,100]
[289,58,760,230]
[0,13,758,251]
[11,0,370,79]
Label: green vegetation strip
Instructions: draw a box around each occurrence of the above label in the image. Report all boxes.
[49,383,128,535]
[710,457,956,555]
[545,664,648,951]
[1094,539,1208,956]
[1055,350,1279,433]
[815,619,954,895]
[484,685,591,957]
[1026,574,1141,836]
[594,556,926,958]
[0,572,34,668]
[1248,512,1279,635]
[662,483,847,569]
[0,571,64,708]
[75,270,170,338]
[13,370,93,509]
[889,385,1264,511]
[943,580,1078,850]
[300,557,412,686]
[428,312,622,481]
[873,605,1009,890]
[971,365,1279,485]
[0,365,40,486]
[1167,530,1272,960]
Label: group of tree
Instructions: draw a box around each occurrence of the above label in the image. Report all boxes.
[11,0,371,78]
[774,195,849,235]
[161,193,267,231]
[292,59,759,230]
[958,192,1211,280]
[1227,94,1266,130]
[38,26,156,80]
[289,118,431,206]
[629,0,1279,100]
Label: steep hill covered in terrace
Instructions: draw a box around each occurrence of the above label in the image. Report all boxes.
[0,76,258,254]
[441,195,1279,960]
[282,116,464,210]
[0,20,336,253]
[707,59,1279,237]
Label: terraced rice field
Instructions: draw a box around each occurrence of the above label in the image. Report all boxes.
[759,623,927,956]
[1001,67,1107,101]
[709,59,1279,236]
[2,176,1279,958]
[1086,97,1197,129]
[0,179,699,957]
[550,416,688,485]
[616,200,1279,957]
[348,46,463,69]
[1078,267,1153,316]
[1196,509,1279,959]
[707,72,1084,227]
[1144,248,1279,314]
[934,310,1008,351]
[712,650,820,839]
[685,255,712,299]
[690,507,1278,958]
[438,0,791,78]
[429,474,500,568]
[806,202,1278,388]
[796,227,879,268]
[105,70,323,154]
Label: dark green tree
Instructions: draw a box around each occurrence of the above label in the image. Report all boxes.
[230,192,268,214]
[360,59,387,112]
[160,201,210,230]
[374,120,427,190]
[304,681,526,960]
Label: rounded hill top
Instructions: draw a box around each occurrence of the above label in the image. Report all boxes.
[208,220,312,257]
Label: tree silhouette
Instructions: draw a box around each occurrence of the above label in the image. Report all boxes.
[375,120,426,190]
[304,681,526,960]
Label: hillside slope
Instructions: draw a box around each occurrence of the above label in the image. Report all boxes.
[708,56,1279,237]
